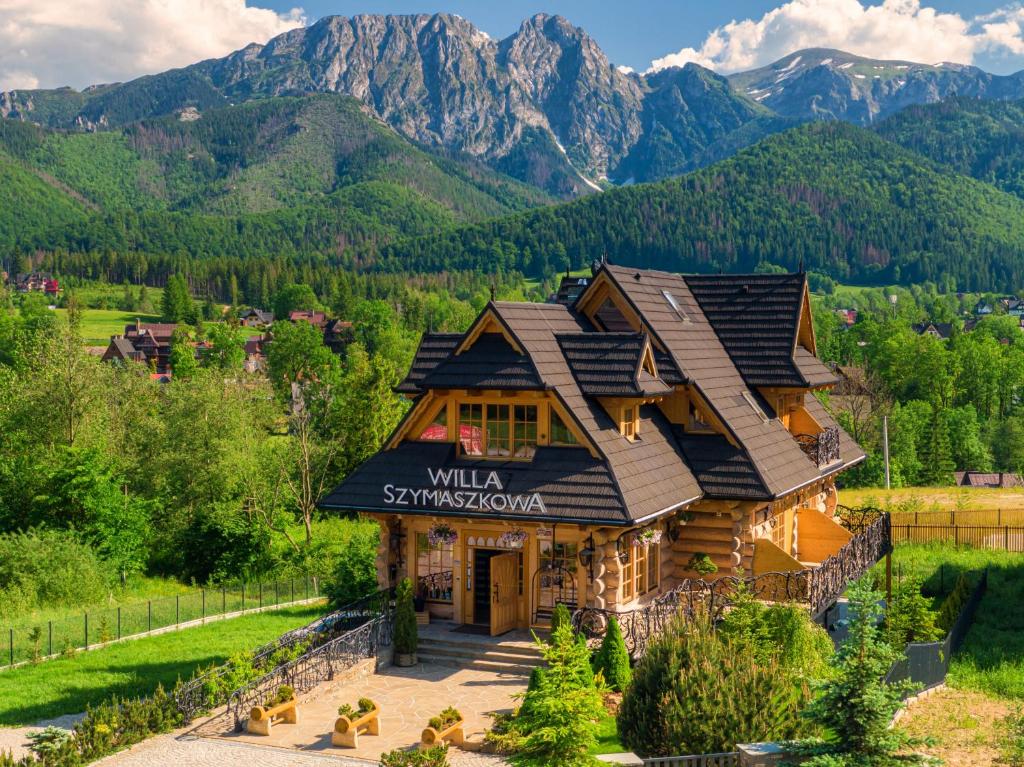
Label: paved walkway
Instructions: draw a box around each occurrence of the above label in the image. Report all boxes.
[196,661,527,762]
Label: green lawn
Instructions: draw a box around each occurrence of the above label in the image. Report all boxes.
[884,543,1024,699]
[53,308,163,345]
[591,710,625,755]
[0,603,325,725]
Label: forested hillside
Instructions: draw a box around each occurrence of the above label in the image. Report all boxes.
[376,122,1024,290]
[0,95,552,259]
[876,98,1024,200]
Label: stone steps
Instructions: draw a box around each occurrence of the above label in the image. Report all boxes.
[417,634,543,676]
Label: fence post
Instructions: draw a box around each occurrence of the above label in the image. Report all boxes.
[1006,526,1010,549]
[48,621,52,657]
[117,607,121,640]
[291,578,295,604]
[305,574,309,601]
[148,601,152,633]
[176,595,180,626]
[275,580,279,606]
[84,613,89,651]
[8,628,12,668]
[222,586,226,615]
[955,525,960,547]
[241,583,245,612]
[202,589,206,623]
[259,582,263,610]
[950,509,955,525]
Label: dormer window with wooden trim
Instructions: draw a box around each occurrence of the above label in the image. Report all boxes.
[687,400,714,433]
[550,410,578,445]
[418,404,449,441]
[458,401,539,459]
[621,405,638,440]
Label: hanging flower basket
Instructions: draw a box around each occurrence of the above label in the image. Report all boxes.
[427,523,457,548]
[498,528,528,548]
[631,528,663,548]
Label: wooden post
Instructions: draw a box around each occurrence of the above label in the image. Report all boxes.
[148,601,152,632]
[175,595,180,626]
[117,607,121,640]
[241,583,245,612]
[201,589,206,623]
[222,586,226,615]
[48,621,52,657]
[8,628,12,668]
[84,613,89,650]
[885,553,893,605]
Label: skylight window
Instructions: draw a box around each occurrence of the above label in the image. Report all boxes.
[662,290,689,322]
[741,390,770,423]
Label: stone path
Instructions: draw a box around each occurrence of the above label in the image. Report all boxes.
[196,661,527,762]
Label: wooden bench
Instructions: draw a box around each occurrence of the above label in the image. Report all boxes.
[420,718,464,750]
[246,697,298,736]
[331,700,381,748]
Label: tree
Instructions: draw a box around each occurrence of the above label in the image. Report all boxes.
[204,322,246,371]
[797,577,928,766]
[265,319,338,402]
[168,327,198,379]
[918,407,955,485]
[161,274,193,323]
[593,616,631,692]
[272,284,320,320]
[508,623,604,767]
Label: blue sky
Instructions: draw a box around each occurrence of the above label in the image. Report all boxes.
[257,1,1024,74]
[4,0,1024,92]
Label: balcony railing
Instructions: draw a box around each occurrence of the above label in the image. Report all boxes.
[571,506,891,657]
[794,425,841,467]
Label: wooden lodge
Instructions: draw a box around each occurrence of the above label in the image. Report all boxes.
[321,265,874,635]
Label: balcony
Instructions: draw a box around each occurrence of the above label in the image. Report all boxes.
[794,425,841,468]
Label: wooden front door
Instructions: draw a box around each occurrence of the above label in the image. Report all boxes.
[489,552,518,636]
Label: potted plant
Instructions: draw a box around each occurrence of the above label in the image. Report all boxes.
[498,528,528,548]
[427,523,457,547]
[394,577,418,666]
[631,528,662,548]
[687,552,718,576]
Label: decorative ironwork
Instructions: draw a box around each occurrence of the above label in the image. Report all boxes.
[417,570,454,602]
[174,588,393,723]
[228,610,394,731]
[532,560,578,624]
[572,507,892,657]
[794,425,841,467]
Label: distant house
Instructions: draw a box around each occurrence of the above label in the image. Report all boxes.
[289,310,328,329]
[11,272,59,295]
[244,335,267,373]
[834,308,858,327]
[240,308,274,328]
[549,274,591,305]
[1009,299,1024,318]
[101,320,178,373]
[324,319,354,355]
[974,300,995,316]
[955,471,1024,488]
[911,322,953,340]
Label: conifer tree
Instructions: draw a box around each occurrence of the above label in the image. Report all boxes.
[593,616,631,692]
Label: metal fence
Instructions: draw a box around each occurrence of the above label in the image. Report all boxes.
[2,575,320,670]
[644,753,739,767]
[886,568,989,695]
[891,523,1024,552]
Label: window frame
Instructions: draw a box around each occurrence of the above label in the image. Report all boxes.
[621,540,659,602]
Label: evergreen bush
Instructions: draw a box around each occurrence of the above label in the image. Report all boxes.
[380,744,449,766]
[549,603,573,637]
[593,616,631,692]
[796,577,930,766]
[394,577,418,655]
[883,576,943,648]
[936,572,972,632]
[618,610,804,758]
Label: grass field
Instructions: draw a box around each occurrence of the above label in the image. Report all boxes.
[885,543,1024,699]
[47,308,265,346]
[0,603,325,725]
[841,486,1024,524]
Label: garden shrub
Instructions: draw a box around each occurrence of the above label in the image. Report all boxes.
[796,577,929,766]
[549,603,573,637]
[593,616,631,692]
[394,577,418,655]
[428,707,462,730]
[884,576,943,648]
[999,707,1024,767]
[380,744,449,766]
[494,623,604,766]
[322,523,379,607]
[618,610,805,758]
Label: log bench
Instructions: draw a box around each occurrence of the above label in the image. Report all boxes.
[420,718,464,750]
[331,700,381,748]
[246,697,298,736]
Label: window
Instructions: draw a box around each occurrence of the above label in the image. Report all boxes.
[622,541,659,602]
[418,405,448,441]
[486,404,511,456]
[550,410,578,445]
[513,405,538,458]
[622,405,637,440]
[459,403,483,455]
[537,540,578,614]
[416,533,454,603]
[459,402,538,459]
[662,290,689,322]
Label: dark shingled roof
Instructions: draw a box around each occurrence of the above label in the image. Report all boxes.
[685,273,817,388]
[557,332,672,397]
[395,333,461,393]
[319,442,629,524]
[673,430,770,499]
[420,332,543,391]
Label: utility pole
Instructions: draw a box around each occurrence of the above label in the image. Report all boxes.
[883,415,891,490]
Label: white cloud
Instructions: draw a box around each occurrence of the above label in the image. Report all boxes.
[0,0,305,91]
[648,0,1024,74]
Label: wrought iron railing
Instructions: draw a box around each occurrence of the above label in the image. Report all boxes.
[227,609,394,730]
[174,588,393,723]
[572,507,891,656]
[794,425,841,467]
